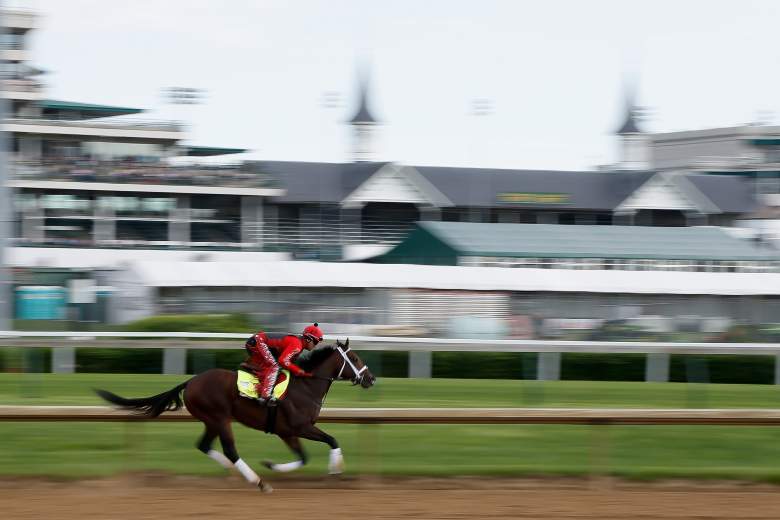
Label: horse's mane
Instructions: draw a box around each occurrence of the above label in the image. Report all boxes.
[296,344,338,371]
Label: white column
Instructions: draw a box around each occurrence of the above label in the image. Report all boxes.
[408,351,432,378]
[537,352,561,381]
[22,196,45,242]
[93,205,116,244]
[52,347,75,374]
[774,355,780,385]
[645,353,670,382]
[163,348,187,375]
[240,196,264,248]
[169,196,191,244]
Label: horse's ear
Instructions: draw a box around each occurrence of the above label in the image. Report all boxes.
[336,339,343,348]
[345,338,349,348]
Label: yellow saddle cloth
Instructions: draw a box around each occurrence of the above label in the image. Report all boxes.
[237,369,291,400]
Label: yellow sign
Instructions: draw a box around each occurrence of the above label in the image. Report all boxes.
[496,192,571,204]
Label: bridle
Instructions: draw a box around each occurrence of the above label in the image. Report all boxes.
[335,345,369,385]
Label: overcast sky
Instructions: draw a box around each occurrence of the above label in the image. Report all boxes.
[24,0,780,169]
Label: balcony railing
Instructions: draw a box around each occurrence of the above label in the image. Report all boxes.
[4,116,183,133]
[253,218,414,248]
[9,158,279,189]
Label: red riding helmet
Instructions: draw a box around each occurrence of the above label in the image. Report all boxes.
[302,323,324,344]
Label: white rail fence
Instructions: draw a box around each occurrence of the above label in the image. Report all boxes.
[1,331,779,382]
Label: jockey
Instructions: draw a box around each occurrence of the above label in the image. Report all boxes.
[243,323,324,407]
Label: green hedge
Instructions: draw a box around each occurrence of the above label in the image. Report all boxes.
[0,348,51,373]
[668,355,774,385]
[76,349,163,374]
[122,313,256,333]
[187,349,247,374]
[433,352,538,379]
[560,353,646,382]
[3,348,778,384]
[74,314,257,373]
[356,351,408,378]
[4,311,779,383]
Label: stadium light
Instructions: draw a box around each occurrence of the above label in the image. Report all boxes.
[163,86,206,105]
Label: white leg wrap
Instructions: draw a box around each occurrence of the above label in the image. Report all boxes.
[207,449,233,469]
[234,458,260,484]
[270,460,304,473]
[328,448,344,474]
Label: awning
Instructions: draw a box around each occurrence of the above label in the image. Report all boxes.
[185,146,249,157]
[40,99,143,118]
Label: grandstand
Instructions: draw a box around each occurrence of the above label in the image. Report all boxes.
[3,5,780,340]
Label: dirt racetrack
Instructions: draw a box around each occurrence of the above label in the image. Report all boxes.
[3,475,780,520]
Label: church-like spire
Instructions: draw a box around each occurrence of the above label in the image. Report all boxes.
[348,73,377,124]
[348,64,380,162]
[615,80,649,170]
[617,103,642,135]
[616,80,643,135]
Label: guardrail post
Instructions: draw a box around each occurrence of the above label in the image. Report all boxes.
[537,352,561,381]
[645,353,670,382]
[775,354,780,385]
[51,346,75,373]
[408,351,432,378]
[163,348,187,375]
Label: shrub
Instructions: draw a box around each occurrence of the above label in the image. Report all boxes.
[122,313,255,333]
[76,348,162,374]
[561,353,646,382]
[432,352,537,379]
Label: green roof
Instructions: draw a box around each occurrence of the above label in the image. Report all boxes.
[185,146,248,157]
[748,138,780,146]
[40,99,143,117]
[378,222,779,263]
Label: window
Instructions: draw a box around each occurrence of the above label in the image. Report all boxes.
[0,33,24,50]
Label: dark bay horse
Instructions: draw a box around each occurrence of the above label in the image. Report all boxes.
[97,340,375,492]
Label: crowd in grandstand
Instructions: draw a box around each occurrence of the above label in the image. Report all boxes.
[12,156,277,188]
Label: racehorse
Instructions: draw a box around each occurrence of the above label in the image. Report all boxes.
[96,339,374,492]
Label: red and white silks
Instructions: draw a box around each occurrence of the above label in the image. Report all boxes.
[252,341,280,399]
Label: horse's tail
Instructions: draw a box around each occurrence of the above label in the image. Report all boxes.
[95,380,189,418]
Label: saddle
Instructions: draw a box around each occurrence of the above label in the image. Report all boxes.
[236,369,291,401]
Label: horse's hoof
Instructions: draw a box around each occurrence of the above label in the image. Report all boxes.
[258,480,273,493]
[261,460,274,470]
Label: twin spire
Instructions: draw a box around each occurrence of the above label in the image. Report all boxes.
[616,79,643,135]
[348,65,379,162]
[345,65,643,163]
[348,71,377,125]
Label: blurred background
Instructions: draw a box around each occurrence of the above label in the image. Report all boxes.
[3,0,780,506]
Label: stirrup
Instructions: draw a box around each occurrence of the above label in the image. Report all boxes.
[267,397,278,408]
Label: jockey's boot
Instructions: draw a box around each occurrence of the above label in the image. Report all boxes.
[267,397,278,408]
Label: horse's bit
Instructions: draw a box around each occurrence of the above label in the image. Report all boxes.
[335,346,369,385]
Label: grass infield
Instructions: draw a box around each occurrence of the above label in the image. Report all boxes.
[2,374,780,480]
